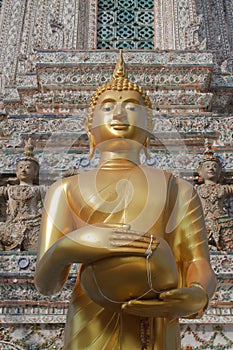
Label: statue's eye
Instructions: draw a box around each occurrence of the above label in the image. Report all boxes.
[125,103,138,111]
[102,103,114,112]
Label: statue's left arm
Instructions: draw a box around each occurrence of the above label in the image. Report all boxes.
[168,178,217,298]
[123,178,217,318]
[225,184,233,196]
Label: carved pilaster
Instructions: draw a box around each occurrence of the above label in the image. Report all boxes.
[154,0,199,50]
[0,0,28,84]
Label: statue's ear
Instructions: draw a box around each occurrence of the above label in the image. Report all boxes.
[84,117,90,133]
[143,136,150,160]
[84,118,96,160]
[151,118,155,132]
[88,133,96,160]
[197,165,204,183]
[34,163,39,177]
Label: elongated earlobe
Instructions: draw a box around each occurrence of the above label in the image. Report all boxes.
[143,137,150,160]
[84,118,96,159]
[88,133,96,159]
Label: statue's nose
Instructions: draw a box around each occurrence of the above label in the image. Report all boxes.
[113,103,127,122]
[209,164,216,171]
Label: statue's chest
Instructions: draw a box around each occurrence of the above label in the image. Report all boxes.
[7,186,41,218]
[69,169,168,232]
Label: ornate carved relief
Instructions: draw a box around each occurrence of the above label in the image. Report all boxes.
[154,0,201,50]
[200,0,232,62]
[184,15,206,49]
[0,0,27,84]
[0,0,97,93]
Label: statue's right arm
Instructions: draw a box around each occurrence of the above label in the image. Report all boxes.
[35,179,156,295]
[35,179,76,295]
[226,184,233,196]
[34,179,112,295]
[35,178,111,295]
[0,185,8,198]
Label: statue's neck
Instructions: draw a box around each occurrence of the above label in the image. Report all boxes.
[99,150,141,167]
[19,180,34,186]
[204,180,218,185]
[96,138,145,169]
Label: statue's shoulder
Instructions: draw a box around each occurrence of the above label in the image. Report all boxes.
[174,177,197,203]
[61,168,79,178]
[143,166,195,192]
[175,176,193,188]
[50,169,98,191]
[143,166,172,181]
[51,174,79,189]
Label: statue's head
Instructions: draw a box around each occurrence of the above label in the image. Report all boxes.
[16,138,39,184]
[197,140,222,183]
[85,51,153,158]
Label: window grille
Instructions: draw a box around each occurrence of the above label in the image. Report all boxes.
[97,0,154,49]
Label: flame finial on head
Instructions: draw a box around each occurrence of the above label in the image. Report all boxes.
[24,138,35,158]
[199,139,222,167]
[112,49,126,80]
[16,138,39,167]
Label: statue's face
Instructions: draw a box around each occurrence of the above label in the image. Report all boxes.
[200,160,221,183]
[90,90,149,148]
[16,160,38,183]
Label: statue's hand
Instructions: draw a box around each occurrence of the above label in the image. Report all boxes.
[56,225,160,264]
[109,227,159,256]
[122,284,208,318]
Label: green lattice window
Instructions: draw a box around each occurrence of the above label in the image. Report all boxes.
[97,0,154,49]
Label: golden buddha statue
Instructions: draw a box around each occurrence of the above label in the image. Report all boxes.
[35,51,216,350]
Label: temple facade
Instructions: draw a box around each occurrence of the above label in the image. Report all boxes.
[0,0,232,349]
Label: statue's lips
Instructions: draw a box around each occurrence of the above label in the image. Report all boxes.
[110,121,129,130]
